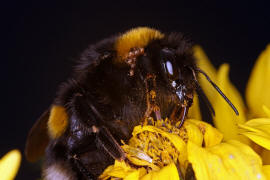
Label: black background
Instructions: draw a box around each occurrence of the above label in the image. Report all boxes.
[1,1,270,179]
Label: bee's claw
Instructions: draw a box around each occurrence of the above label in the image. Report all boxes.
[177,106,187,128]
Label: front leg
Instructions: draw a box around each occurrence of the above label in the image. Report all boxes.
[95,126,126,161]
[144,74,162,122]
[169,89,193,128]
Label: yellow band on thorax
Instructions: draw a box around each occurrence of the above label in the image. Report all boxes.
[115,27,164,62]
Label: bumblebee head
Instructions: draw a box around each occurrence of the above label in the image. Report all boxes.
[115,27,196,106]
[158,47,195,106]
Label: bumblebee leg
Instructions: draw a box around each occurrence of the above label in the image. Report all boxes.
[178,106,187,128]
[169,105,178,121]
[144,74,161,121]
[170,105,187,128]
[95,126,126,161]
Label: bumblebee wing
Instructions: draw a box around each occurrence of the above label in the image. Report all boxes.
[25,109,50,162]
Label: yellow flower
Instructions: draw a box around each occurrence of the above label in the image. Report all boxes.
[0,149,21,180]
[193,45,270,178]
[100,119,266,180]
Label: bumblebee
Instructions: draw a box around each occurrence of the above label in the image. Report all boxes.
[25,27,238,179]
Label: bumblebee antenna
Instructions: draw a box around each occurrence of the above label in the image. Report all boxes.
[195,68,239,116]
[189,67,215,116]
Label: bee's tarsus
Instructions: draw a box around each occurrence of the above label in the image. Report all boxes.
[96,126,126,161]
[178,106,187,128]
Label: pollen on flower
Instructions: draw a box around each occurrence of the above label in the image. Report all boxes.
[122,118,183,169]
[100,115,267,180]
[101,117,223,180]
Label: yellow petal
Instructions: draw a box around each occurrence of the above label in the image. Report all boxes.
[187,94,202,121]
[187,119,223,147]
[124,168,147,180]
[246,44,270,118]
[241,118,270,133]
[99,160,130,179]
[262,165,270,179]
[213,64,247,142]
[262,105,270,118]
[238,118,270,150]
[0,149,21,180]
[188,140,265,180]
[141,163,180,180]
[193,45,217,104]
[183,120,204,146]
[124,171,140,180]
[99,160,146,180]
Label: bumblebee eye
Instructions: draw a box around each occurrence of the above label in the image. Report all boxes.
[162,59,179,80]
[161,48,180,82]
[165,61,174,75]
